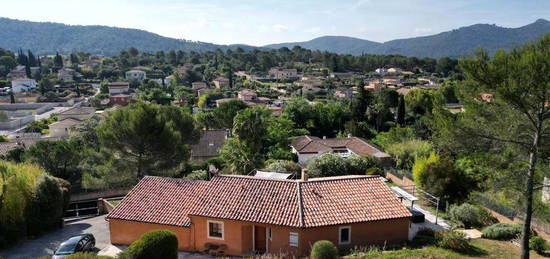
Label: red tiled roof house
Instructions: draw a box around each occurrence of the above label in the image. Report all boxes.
[107,174,411,256]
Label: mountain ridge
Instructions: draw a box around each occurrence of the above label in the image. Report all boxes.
[0,17,549,58]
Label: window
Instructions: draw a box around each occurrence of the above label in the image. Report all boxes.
[207,220,224,240]
[339,226,351,244]
[289,232,299,247]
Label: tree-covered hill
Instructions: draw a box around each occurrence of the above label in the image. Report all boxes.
[264,19,550,58]
[0,17,257,56]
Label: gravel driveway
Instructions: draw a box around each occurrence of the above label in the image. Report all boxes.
[0,215,110,259]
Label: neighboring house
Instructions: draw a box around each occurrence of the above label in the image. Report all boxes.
[375,68,388,75]
[125,70,146,83]
[192,82,207,90]
[48,118,82,137]
[269,67,298,79]
[238,89,258,101]
[11,78,37,93]
[7,65,27,79]
[212,77,230,89]
[107,174,411,257]
[57,106,96,121]
[382,76,402,85]
[101,94,135,106]
[387,68,403,74]
[108,82,130,95]
[57,68,77,81]
[334,87,354,99]
[290,135,392,165]
[0,136,62,157]
[396,87,413,96]
[190,129,229,161]
[418,77,436,85]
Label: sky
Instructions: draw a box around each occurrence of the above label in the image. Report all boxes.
[0,0,549,46]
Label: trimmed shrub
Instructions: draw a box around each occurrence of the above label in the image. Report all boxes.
[530,236,549,254]
[128,230,178,259]
[65,252,116,259]
[448,203,496,228]
[435,230,471,252]
[481,223,521,240]
[26,175,65,236]
[310,240,339,259]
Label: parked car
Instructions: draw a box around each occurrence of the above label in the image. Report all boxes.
[52,234,95,258]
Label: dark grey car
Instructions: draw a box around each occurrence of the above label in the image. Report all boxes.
[52,234,95,259]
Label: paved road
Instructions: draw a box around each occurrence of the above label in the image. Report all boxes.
[0,216,110,259]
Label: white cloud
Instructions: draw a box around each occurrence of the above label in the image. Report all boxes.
[272,24,289,32]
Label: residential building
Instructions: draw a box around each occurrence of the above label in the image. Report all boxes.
[7,65,27,79]
[11,78,37,93]
[57,106,96,121]
[334,87,354,99]
[101,94,135,106]
[238,89,258,101]
[108,82,130,95]
[57,68,77,81]
[48,118,82,137]
[290,135,392,165]
[107,174,411,257]
[382,76,402,86]
[387,68,403,74]
[192,82,207,90]
[365,80,385,92]
[375,68,389,75]
[125,70,146,83]
[213,77,230,89]
[190,129,229,161]
[269,67,298,79]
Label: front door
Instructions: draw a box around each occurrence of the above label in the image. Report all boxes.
[254,226,266,253]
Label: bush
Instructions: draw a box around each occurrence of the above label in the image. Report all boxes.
[435,230,471,252]
[26,175,66,236]
[186,170,208,180]
[530,236,549,254]
[307,153,376,177]
[310,240,339,259]
[481,223,522,240]
[128,230,178,259]
[448,203,496,229]
[65,252,116,259]
[411,228,437,247]
[265,159,302,176]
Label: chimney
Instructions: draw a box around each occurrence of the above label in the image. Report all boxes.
[347,133,352,138]
[301,168,309,182]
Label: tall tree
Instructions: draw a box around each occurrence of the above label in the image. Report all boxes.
[27,50,37,67]
[97,102,199,178]
[446,35,550,259]
[53,52,63,68]
[397,95,406,126]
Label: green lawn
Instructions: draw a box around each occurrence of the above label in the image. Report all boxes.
[345,239,549,259]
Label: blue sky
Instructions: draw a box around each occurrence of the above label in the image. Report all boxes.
[1,0,549,46]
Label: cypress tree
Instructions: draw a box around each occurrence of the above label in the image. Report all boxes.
[397,95,406,126]
[25,64,31,78]
[27,50,37,67]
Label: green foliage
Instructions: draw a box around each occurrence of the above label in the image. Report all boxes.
[65,252,116,259]
[481,223,522,240]
[307,154,375,177]
[0,162,50,248]
[265,160,302,175]
[97,102,199,179]
[434,230,471,252]
[24,115,57,133]
[413,154,476,204]
[310,240,339,259]
[26,175,66,236]
[195,99,248,129]
[411,228,437,247]
[219,138,261,174]
[186,170,208,180]
[25,140,81,181]
[128,230,178,259]
[529,236,548,254]
[448,203,496,229]
[385,139,433,169]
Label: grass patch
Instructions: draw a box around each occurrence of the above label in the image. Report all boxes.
[107,199,121,206]
[344,239,550,259]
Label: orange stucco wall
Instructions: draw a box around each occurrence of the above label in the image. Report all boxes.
[109,217,409,257]
[108,219,192,251]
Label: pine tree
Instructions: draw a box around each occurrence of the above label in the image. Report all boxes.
[27,50,37,67]
[397,95,406,126]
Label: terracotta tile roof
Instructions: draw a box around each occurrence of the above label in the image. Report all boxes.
[106,176,207,227]
[109,175,411,228]
[190,175,411,227]
[291,135,390,158]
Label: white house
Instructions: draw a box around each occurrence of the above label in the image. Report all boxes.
[48,118,83,137]
[11,78,37,93]
[125,70,146,82]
